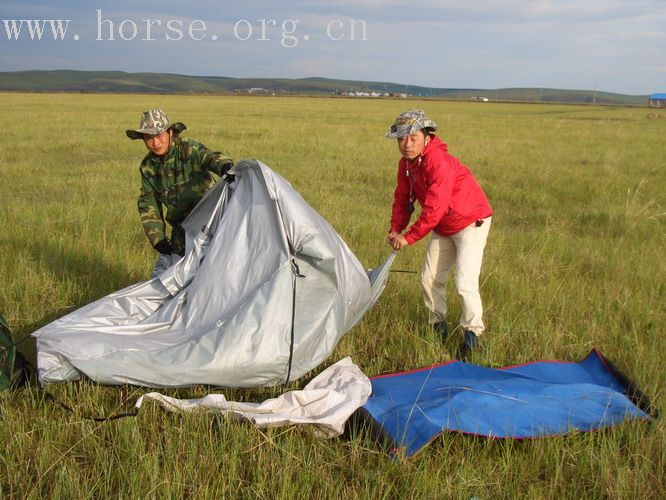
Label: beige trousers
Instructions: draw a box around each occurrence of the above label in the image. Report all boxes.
[420,217,491,335]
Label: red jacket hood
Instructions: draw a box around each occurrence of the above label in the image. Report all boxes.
[423,134,447,156]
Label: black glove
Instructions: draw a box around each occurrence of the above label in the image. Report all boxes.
[221,160,235,182]
[154,239,173,255]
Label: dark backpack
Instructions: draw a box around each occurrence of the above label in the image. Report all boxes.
[0,314,32,390]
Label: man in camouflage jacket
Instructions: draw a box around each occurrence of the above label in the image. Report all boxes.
[126,109,234,262]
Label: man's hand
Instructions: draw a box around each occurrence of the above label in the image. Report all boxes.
[154,239,173,255]
[221,160,235,182]
[386,231,409,251]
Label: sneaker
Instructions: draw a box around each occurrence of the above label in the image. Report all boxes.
[458,330,478,360]
[433,321,448,341]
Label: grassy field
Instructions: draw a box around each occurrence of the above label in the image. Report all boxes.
[0,93,664,498]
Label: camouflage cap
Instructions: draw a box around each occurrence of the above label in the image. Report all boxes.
[385,109,438,138]
[126,109,187,140]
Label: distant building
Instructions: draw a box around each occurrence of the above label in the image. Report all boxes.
[648,93,666,108]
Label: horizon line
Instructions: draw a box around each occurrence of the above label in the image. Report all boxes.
[0,68,653,97]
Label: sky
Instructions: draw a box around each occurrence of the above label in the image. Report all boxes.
[0,0,664,95]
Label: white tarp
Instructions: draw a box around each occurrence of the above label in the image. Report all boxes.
[135,357,370,438]
[34,160,394,388]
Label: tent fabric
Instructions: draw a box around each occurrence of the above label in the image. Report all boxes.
[135,357,370,438]
[361,349,652,458]
[34,160,394,388]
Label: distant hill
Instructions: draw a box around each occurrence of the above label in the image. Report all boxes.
[0,70,649,106]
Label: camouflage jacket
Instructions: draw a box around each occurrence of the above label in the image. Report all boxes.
[137,137,233,254]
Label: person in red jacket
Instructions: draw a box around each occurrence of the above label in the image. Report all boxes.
[386,109,493,358]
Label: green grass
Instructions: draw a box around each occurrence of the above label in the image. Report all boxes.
[0,93,664,498]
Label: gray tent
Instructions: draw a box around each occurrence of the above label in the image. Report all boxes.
[34,160,393,388]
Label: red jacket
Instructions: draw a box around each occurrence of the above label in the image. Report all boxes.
[390,135,493,244]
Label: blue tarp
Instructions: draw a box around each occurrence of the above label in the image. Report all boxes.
[361,350,652,457]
